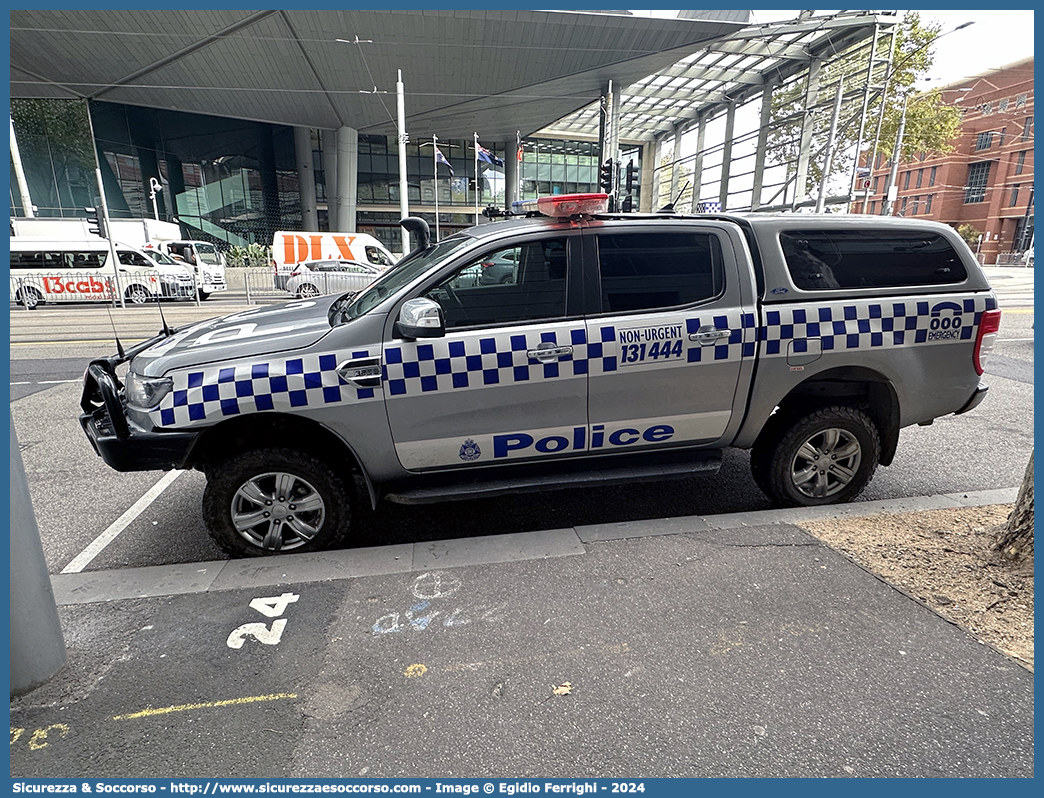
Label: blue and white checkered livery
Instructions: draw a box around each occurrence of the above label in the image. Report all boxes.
[151,348,381,428]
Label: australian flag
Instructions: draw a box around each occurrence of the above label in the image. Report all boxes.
[476,142,504,167]
[435,146,454,176]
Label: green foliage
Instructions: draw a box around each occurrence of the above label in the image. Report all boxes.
[767,12,963,197]
[227,243,272,268]
[955,223,983,245]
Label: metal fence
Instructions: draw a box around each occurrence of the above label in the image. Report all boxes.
[994,251,1033,267]
[228,267,295,303]
[10,271,199,310]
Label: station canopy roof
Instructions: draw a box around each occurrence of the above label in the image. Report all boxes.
[10,9,893,144]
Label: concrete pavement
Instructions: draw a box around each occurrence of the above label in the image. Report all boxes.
[10,489,1032,779]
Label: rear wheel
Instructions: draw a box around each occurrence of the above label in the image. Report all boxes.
[202,448,350,557]
[297,283,320,298]
[751,405,880,507]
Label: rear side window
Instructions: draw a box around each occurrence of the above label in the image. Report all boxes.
[596,232,724,313]
[779,230,967,290]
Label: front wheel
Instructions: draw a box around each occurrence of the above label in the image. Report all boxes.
[17,286,43,309]
[751,406,880,507]
[202,448,350,557]
[125,284,152,304]
[198,290,211,300]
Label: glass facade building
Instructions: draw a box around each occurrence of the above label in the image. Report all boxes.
[11,99,633,254]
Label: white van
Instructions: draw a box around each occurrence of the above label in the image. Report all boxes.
[9,238,194,309]
[141,240,228,299]
[272,231,397,289]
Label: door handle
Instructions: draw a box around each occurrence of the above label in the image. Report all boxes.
[337,357,382,387]
[527,343,573,362]
[689,326,731,345]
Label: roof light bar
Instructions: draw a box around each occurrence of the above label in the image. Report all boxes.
[512,193,609,218]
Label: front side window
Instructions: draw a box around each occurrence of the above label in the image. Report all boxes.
[779,230,968,290]
[118,251,152,268]
[423,238,568,329]
[365,246,395,266]
[345,235,472,320]
[595,232,723,313]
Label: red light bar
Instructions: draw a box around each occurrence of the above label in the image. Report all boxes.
[536,193,609,218]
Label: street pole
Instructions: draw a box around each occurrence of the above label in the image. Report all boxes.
[85,100,124,308]
[396,69,410,255]
[433,135,441,242]
[882,95,908,215]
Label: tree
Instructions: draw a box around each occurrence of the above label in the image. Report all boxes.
[767,12,963,198]
[995,451,1034,560]
[955,223,982,247]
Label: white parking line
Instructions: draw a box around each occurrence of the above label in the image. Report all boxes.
[61,470,184,574]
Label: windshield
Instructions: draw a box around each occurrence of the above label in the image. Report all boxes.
[342,235,473,321]
[194,243,221,265]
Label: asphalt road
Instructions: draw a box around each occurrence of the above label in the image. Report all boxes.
[9,271,1035,576]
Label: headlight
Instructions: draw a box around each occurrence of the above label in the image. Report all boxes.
[126,373,173,410]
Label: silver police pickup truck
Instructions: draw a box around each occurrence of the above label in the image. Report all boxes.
[80,193,1000,557]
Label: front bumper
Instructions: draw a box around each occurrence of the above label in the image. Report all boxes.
[80,360,200,472]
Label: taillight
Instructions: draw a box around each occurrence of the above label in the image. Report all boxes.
[290,270,301,277]
[973,308,1002,375]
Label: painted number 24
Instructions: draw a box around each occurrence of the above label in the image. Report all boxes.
[226,593,299,649]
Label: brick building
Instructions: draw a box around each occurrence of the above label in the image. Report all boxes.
[853,57,1033,264]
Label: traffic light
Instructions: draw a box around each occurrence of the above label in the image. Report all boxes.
[598,159,614,193]
[625,160,638,194]
[85,206,107,239]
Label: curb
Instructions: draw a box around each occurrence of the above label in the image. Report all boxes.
[50,487,1018,606]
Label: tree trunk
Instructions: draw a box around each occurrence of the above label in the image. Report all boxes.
[995,450,1034,559]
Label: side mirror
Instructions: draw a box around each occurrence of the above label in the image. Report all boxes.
[394,297,445,339]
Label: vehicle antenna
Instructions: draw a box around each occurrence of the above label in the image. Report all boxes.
[104,304,127,360]
[153,290,172,337]
[656,181,691,213]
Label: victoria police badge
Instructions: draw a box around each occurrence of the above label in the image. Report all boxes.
[458,438,482,462]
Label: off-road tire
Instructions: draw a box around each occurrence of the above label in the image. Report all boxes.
[752,405,880,507]
[202,448,351,557]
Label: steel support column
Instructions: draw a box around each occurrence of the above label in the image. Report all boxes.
[335,126,358,232]
[689,115,707,212]
[719,102,737,211]
[640,141,656,213]
[670,122,684,203]
[751,84,775,211]
[792,57,823,210]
